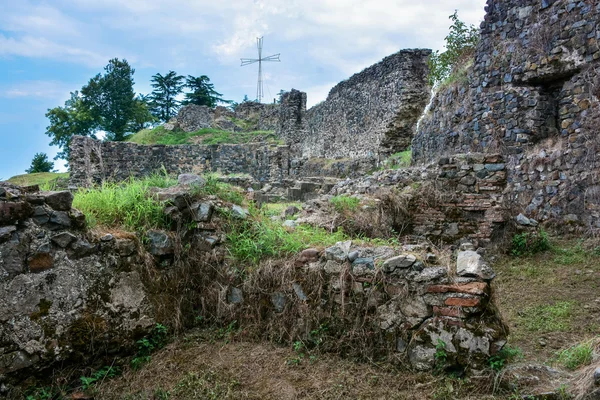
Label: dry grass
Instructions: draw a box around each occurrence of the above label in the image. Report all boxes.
[93,329,501,400]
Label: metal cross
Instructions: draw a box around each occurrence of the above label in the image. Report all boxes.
[241,37,280,103]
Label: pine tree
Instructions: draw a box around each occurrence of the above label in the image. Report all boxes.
[149,71,185,122]
[26,153,55,174]
[183,75,230,108]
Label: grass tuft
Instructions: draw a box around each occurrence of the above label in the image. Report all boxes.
[555,340,595,370]
[72,173,177,231]
[519,301,574,332]
[330,195,360,213]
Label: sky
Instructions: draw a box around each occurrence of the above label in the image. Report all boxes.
[0,0,487,179]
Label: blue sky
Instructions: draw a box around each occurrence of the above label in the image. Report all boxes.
[0,0,487,179]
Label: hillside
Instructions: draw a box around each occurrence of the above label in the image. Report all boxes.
[7,172,70,189]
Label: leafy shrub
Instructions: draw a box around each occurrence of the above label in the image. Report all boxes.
[330,195,360,213]
[555,341,594,370]
[80,366,121,390]
[488,345,523,371]
[131,323,169,370]
[428,11,479,87]
[511,229,550,256]
[434,339,448,375]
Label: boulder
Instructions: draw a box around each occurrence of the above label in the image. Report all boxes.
[177,174,206,187]
[0,201,33,225]
[191,202,213,222]
[51,232,77,248]
[42,191,74,211]
[231,205,248,219]
[325,240,352,262]
[456,251,496,280]
[382,254,417,272]
[146,230,174,256]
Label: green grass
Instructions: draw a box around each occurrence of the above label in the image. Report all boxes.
[330,195,360,213]
[7,172,70,189]
[194,174,245,204]
[552,242,588,265]
[73,173,177,231]
[126,125,278,146]
[226,210,349,264]
[511,229,551,256]
[382,149,412,170]
[519,301,575,332]
[261,202,303,218]
[555,340,595,370]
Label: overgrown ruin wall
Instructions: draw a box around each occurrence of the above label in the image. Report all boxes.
[69,136,292,187]
[278,49,432,159]
[413,0,600,230]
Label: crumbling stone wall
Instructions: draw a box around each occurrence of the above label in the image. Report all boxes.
[278,49,431,159]
[331,153,508,245]
[69,136,291,187]
[413,0,600,229]
[167,102,279,133]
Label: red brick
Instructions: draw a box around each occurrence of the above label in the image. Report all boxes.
[433,306,465,318]
[427,282,488,295]
[444,297,481,307]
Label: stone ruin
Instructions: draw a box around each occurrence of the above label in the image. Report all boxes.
[7,0,600,392]
[0,180,507,386]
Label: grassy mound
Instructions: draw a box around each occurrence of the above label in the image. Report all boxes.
[126,125,280,146]
[7,172,70,189]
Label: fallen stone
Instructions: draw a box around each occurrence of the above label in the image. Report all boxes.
[178,174,206,187]
[382,254,416,272]
[43,191,74,211]
[594,367,600,385]
[146,230,174,256]
[297,248,320,265]
[191,202,213,222]
[231,205,248,219]
[516,213,531,226]
[459,242,475,251]
[325,240,352,262]
[348,250,359,262]
[282,220,297,229]
[153,187,191,210]
[227,287,244,304]
[100,233,114,242]
[456,251,496,280]
[51,232,77,248]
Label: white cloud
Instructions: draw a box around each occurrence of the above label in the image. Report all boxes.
[0,34,108,66]
[0,80,72,100]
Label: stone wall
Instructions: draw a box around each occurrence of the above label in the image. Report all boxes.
[413,0,600,229]
[69,136,291,187]
[0,179,508,388]
[332,153,508,245]
[278,49,432,159]
[166,102,279,133]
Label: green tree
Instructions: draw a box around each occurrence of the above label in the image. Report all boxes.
[45,91,98,161]
[183,75,230,108]
[428,10,479,87]
[81,58,137,141]
[128,94,156,132]
[150,71,185,122]
[26,153,55,174]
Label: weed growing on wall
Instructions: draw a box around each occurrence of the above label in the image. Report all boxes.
[73,173,176,231]
[428,10,479,87]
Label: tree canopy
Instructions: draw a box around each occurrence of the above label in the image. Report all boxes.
[183,75,230,108]
[150,71,185,122]
[45,59,154,161]
[26,153,55,174]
